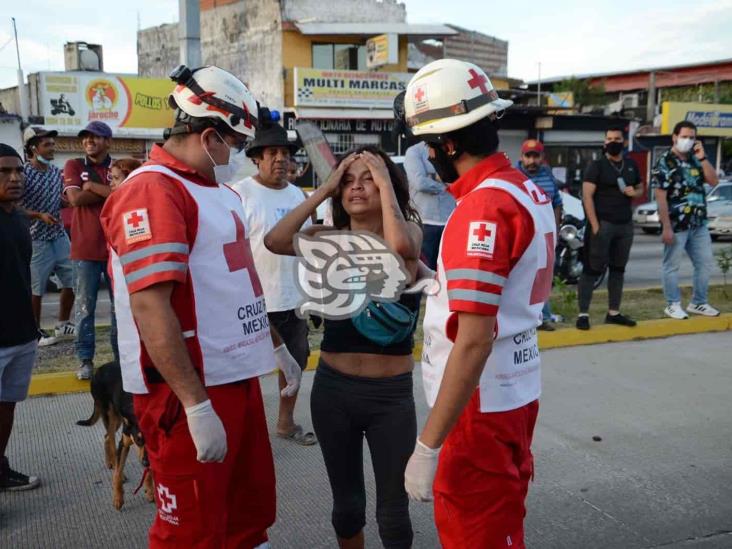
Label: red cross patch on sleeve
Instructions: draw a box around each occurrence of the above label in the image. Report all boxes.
[467,221,497,259]
[123,209,152,244]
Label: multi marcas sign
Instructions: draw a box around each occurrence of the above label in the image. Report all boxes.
[294,67,411,109]
[38,72,175,137]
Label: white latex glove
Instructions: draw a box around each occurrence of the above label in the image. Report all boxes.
[185,399,227,463]
[274,344,302,398]
[404,439,441,502]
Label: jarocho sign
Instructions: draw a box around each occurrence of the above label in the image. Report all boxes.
[38,72,175,136]
[294,68,410,109]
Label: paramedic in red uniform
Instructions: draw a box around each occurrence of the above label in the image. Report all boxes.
[100,65,301,549]
[401,59,556,548]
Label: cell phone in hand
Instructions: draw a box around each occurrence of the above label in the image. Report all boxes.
[617,177,627,192]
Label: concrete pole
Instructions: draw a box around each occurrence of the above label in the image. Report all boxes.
[646,71,656,124]
[12,18,29,121]
[179,0,202,68]
[537,62,541,107]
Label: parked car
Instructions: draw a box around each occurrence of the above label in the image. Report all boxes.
[633,181,729,234]
[708,202,732,241]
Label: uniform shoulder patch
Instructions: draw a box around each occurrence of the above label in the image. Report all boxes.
[122,209,152,244]
[467,221,497,259]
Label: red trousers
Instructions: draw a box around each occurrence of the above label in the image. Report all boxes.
[134,379,276,549]
[434,393,539,549]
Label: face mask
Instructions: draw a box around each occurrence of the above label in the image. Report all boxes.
[604,141,624,156]
[676,137,695,154]
[36,154,52,165]
[203,131,238,184]
[427,144,460,184]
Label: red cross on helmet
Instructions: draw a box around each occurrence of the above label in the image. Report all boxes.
[168,65,259,139]
[404,59,513,139]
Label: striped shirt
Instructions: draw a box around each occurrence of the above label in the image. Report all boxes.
[21,163,66,241]
[516,162,562,210]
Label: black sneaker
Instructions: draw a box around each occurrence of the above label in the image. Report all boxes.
[537,321,556,331]
[0,457,40,492]
[605,313,637,327]
[576,316,590,331]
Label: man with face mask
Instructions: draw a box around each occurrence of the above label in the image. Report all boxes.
[576,126,642,330]
[517,139,562,330]
[401,59,555,548]
[100,65,296,549]
[21,127,75,347]
[230,123,317,447]
[653,120,720,319]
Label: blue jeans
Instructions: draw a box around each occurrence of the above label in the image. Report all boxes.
[662,225,713,305]
[421,224,445,271]
[73,260,119,363]
[542,301,552,321]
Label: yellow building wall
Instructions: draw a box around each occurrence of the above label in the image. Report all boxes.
[281,31,409,108]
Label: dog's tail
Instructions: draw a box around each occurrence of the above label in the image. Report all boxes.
[76,401,102,427]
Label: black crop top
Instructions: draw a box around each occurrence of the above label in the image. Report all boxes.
[320,292,422,356]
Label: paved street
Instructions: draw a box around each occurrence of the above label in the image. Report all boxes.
[2,333,731,548]
[38,231,730,329]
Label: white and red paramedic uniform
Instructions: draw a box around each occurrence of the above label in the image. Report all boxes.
[100,145,276,549]
[421,152,555,549]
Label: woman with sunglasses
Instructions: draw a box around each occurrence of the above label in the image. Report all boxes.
[266,146,423,549]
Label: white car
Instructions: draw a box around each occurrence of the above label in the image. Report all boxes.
[633,182,728,234]
[708,203,732,241]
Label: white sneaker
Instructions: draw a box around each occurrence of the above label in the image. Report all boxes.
[54,321,76,338]
[76,361,93,380]
[664,302,689,320]
[686,303,720,317]
[37,329,59,347]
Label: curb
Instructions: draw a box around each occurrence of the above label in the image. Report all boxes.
[28,313,732,397]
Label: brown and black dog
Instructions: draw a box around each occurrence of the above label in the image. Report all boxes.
[77,361,154,510]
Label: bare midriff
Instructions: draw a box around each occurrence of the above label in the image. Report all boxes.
[320,351,414,378]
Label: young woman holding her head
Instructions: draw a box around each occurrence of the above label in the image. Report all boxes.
[265,146,422,549]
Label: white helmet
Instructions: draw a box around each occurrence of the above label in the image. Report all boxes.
[404,59,512,139]
[168,65,259,139]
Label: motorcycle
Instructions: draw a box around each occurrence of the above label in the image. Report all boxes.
[50,95,75,116]
[555,192,605,289]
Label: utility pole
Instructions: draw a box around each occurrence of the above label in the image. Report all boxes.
[11,18,29,121]
[179,0,202,68]
[537,62,542,107]
[646,71,656,124]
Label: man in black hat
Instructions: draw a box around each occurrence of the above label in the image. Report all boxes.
[230,123,317,446]
[63,121,118,380]
[21,127,76,347]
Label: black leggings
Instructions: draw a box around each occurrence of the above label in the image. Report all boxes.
[311,359,416,548]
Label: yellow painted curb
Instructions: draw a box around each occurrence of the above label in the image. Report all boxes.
[29,313,732,397]
[28,371,89,397]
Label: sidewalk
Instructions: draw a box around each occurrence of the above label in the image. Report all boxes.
[3,333,732,548]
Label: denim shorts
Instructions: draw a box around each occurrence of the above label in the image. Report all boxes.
[30,235,74,296]
[0,340,38,402]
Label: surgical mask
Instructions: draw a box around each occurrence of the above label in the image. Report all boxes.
[427,144,460,184]
[676,137,695,154]
[603,141,624,156]
[203,131,240,184]
[36,154,52,165]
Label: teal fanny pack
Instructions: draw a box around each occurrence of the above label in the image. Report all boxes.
[351,300,417,347]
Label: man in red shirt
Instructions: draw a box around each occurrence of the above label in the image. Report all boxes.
[401,59,555,548]
[63,121,117,379]
[100,65,301,549]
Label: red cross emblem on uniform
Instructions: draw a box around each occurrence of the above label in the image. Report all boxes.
[223,210,263,296]
[415,88,425,102]
[472,223,493,241]
[126,211,145,229]
[467,69,489,94]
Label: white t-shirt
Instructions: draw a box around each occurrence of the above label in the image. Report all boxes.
[230,176,311,312]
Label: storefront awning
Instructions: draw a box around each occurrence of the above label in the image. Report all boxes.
[293,108,394,120]
[293,23,456,37]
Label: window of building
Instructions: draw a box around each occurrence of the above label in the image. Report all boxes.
[312,43,367,70]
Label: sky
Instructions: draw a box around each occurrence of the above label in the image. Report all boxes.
[2,0,732,90]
